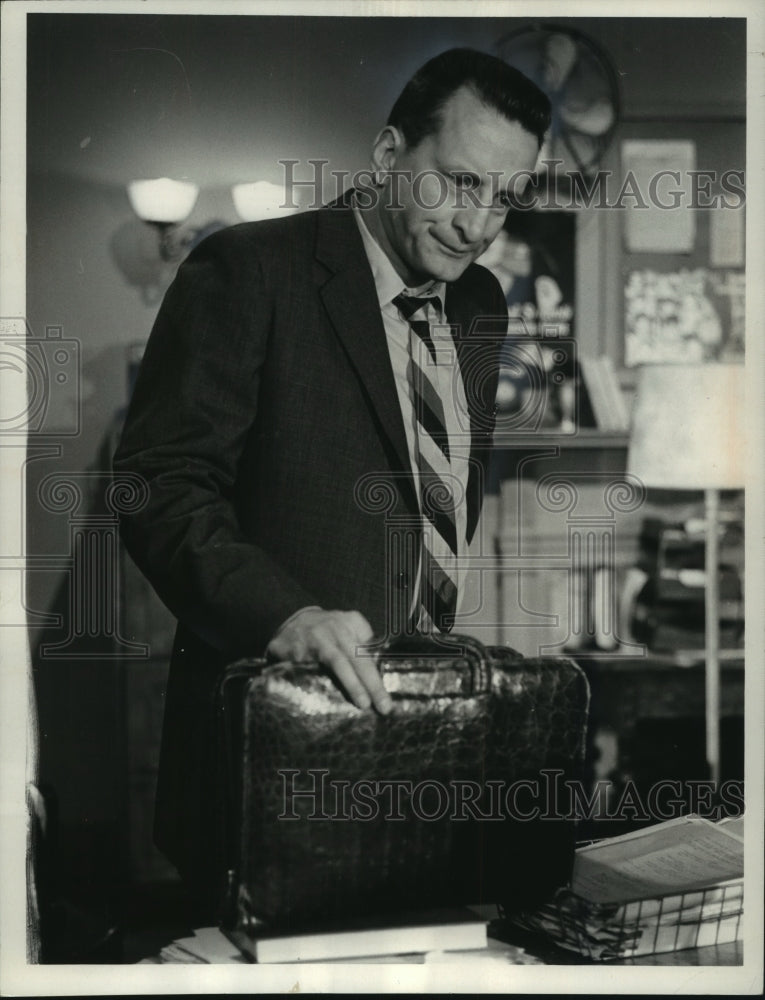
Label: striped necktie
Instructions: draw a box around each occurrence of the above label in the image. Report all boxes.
[393,292,459,633]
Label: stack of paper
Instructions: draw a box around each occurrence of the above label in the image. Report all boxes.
[142,915,542,965]
[232,908,489,963]
[139,927,249,964]
[510,815,744,960]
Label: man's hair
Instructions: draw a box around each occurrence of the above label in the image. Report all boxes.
[387,48,551,150]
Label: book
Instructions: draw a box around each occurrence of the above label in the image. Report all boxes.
[143,925,542,966]
[232,908,488,964]
[578,356,630,431]
[579,356,613,430]
[301,937,542,966]
[598,356,630,430]
[571,814,743,904]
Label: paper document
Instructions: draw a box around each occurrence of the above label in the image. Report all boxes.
[572,815,744,904]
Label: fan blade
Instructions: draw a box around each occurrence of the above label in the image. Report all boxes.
[558,130,602,175]
[542,32,578,92]
[558,97,616,136]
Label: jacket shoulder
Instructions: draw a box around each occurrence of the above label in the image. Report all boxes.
[186,208,323,262]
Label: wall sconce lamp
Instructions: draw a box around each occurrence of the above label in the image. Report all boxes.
[231,181,299,221]
[127,177,200,261]
[127,177,299,253]
[120,177,300,302]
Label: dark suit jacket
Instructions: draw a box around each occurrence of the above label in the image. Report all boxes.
[112,197,508,903]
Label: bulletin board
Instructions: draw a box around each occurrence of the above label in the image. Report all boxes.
[613,120,746,367]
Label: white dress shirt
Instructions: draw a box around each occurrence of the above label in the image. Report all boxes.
[353,204,470,622]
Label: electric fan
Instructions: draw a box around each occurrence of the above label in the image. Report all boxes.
[495,24,620,175]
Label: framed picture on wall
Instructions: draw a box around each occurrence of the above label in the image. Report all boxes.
[479,209,576,340]
[478,211,597,432]
[625,266,745,366]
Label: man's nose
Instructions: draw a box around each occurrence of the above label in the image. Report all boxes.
[452,205,493,246]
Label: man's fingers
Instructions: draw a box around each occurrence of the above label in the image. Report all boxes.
[345,610,374,644]
[313,633,373,710]
[269,624,372,710]
[333,620,392,714]
[265,608,391,713]
[265,630,307,663]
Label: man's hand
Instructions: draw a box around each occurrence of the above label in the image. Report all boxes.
[266,607,392,714]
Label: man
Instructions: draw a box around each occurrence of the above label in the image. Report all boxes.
[113,48,550,914]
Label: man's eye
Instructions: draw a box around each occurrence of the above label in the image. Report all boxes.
[451,173,478,189]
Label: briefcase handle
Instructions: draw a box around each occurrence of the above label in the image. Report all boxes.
[218,632,494,705]
[374,630,492,698]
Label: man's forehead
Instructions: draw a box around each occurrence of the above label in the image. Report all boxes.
[427,86,538,175]
[435,86,514,136]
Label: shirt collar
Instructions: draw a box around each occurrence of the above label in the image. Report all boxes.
[352,198,446,311]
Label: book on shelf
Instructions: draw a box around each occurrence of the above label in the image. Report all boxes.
[227,907,489,964]
[599,356,630,430]
[579,356,630,431]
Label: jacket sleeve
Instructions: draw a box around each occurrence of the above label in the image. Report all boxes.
[112,227,318,656]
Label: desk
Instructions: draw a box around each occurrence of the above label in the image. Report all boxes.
[141,924,743,966]
[576,653,745,785]
[578,653,745,734]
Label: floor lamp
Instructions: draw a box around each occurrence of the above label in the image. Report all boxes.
[627,363,745,786]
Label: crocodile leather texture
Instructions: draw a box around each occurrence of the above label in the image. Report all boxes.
[218,633,590,933]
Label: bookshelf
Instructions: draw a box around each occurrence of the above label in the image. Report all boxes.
[464,435,742,662]
[492,432,630,452]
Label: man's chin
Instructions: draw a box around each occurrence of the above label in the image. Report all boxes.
[419,251,474,283]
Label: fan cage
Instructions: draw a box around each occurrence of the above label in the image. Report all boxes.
[495,22,621,176]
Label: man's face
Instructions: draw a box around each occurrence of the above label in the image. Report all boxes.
[372,85,540,285]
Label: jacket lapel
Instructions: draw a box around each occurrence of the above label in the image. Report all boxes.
[445,284,504,541]
[314,198,503,537]
[315,203,418,508]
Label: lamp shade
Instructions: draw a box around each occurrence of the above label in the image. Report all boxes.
[627,364,745,490]
[231,181,298,222]
[127,178,199,225]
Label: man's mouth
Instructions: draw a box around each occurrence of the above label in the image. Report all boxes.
[432,236,474,258]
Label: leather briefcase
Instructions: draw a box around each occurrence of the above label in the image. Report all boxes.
[216,632,590,937]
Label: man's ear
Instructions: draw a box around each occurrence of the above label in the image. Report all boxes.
[370,125,406,181]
